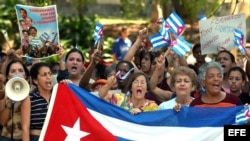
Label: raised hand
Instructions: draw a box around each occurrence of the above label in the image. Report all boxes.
[56,45,65,61]
[90,49,102,65]
[138,28,148,40]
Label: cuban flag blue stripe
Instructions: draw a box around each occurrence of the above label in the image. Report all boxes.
[235,106,250,125]
[66,84,243,141]
[159,21,171,41]
[171,46,186,57]
[171,36,192,57]
[166,11,185,35]
[93,23,103,47]
[149,33,169,49]
[177,37,192,51]
[234,29,245,53]
[68,84,242,127]
[94,23,103,40]
[45,84,245,141]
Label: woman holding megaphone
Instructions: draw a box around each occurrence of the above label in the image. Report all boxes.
[0,59,30,141]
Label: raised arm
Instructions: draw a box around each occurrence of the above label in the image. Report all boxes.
[14,45,24,60]
[56,45,69,82]
[98,75,116,101]
[167,50,188,69]
[57,45,66,71]
[79,48,102,90]
[150,52,172,101]
[123,28,147,61]
[123,28,148,71]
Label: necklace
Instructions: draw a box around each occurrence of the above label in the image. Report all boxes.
[127,96,147,109]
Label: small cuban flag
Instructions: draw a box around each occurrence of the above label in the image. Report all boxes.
[149,33,170,50]
[235,105,250,125]
[159,20,173,41]
[171,36,192,57]
[93,23,103,47]
[166,11,186,36]
[199,14,207,21]
[234,29,246,53]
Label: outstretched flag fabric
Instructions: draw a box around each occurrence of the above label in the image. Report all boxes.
[171,36,192,57]
[235,105,250,125]
[166,11,186,36]
[40,83,244,141]
[159,20,172,41]
[93,23,103,47]
[149,33,170,50]
[234,29,246,53]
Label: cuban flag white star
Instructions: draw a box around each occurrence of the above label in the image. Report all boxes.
[62,118,90,141]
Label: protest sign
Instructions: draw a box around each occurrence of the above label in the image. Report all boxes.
[199,13,246,54]
[15,4,59,62]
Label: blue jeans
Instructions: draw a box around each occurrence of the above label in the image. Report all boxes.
[0,136,22,141]
[30,135,39,141]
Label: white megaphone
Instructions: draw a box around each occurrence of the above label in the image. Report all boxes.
[5,75,30,101]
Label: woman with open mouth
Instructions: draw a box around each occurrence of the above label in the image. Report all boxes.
[190,61,242,107]
[99,72,158,115]
[215,50,236,94]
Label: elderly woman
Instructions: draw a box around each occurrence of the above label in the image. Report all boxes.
[159,66,197,111]
[99,72,158,115]
[190,61,242,107]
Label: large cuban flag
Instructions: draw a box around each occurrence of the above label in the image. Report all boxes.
[39,83,243,141]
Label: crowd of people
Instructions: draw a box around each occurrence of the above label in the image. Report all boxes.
[0,26,250,141]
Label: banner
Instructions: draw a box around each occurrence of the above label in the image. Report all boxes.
[39,83,246,141]
[15,4,59,61]
[199,13,246,54]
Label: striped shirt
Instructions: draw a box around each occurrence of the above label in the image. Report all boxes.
[30,88,49,130]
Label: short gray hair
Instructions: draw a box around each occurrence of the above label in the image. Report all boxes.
[198,61,224,81]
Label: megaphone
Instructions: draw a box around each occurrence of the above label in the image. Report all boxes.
[5,75,30,101]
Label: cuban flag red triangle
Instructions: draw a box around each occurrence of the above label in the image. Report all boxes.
[176,26,186,36]
[39,84,118,141]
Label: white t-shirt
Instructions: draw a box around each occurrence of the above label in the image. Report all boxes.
[159,97,194,110]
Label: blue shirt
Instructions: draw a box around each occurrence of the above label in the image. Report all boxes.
[112,37,132,61]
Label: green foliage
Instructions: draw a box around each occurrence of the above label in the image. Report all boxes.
[0,0,21,43]
[102,37,114,62]
[120,0,145,19]
[27,0,53,6]
[164,0,221,23]
[180,0,220,21]
[58,15,100,61]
